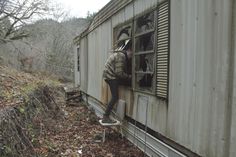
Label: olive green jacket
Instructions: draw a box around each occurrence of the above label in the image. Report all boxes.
[103,52,130,80]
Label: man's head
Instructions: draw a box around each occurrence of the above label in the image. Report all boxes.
[123,40,132,59]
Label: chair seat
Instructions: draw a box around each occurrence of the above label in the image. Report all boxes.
[99,119,121,126]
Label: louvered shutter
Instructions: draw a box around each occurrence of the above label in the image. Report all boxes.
[156,0,170,99]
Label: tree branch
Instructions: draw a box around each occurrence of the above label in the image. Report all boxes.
[0,0,49,42]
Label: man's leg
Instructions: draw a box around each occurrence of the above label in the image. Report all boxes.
[104,79,119,117]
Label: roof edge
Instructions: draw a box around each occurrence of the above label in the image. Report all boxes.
[74,0,134,43]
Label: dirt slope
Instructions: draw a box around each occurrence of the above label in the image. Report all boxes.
[0,66,144,157]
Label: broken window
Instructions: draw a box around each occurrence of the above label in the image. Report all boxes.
[134,11,155,92]
[135,12,154,34]
[135,33,154,52]
[135,53,154,89]
[111,0,170,96]
[135,54,154,72]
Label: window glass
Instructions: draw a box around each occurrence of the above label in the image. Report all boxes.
[135,73,153,90]
[134,11,155,91]
[135,54,154,72]
[135,32,154,52]
[135,12,154,34]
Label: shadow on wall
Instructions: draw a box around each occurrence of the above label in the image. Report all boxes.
[0,56,3,65]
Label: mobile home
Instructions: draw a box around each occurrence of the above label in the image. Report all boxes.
[74,0,236,156]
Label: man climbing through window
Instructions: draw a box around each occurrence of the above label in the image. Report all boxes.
[102,40,132,124]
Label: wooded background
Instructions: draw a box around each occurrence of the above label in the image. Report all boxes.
[0,0,90,81]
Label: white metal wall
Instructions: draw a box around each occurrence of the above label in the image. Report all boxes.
[169,0,233,156]
[130,92,168,135]
[80,37,88,92]
[111,0,163,27]
[87,21,112,100]
[74,46,80,86]
[229,1,236,156]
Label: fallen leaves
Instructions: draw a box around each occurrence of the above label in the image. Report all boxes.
[34,100,144,157]
[0,66,144,156]
[0,65,61,109]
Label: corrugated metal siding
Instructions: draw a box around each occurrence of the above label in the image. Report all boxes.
[87,20,112,101]
[168,0,232,156]
[80,38,88,92]
[134,0,158,15]
[88,0,133,33]
[129,92,167,135]
[74,46,79,86]
[87,0,165,33]
[230,1,236,157]
[111,0,166,28]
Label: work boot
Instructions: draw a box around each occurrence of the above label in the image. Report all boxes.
[102,116,116,124]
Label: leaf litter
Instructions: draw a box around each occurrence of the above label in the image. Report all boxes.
[0,66,145,157]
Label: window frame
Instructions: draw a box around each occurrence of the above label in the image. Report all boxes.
[132,9,157,94]
[111,0,170,98]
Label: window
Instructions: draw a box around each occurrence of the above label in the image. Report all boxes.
[111,0,170,98]
[134,0,170,99]
[134,11,155,92]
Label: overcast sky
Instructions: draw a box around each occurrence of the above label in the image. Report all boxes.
[52,0,111,18]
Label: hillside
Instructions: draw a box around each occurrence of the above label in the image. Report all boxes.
[0,65,61,109]
[0,18,89,82]
[0,66,144,157]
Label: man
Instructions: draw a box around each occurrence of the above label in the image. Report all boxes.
[102,40,132,123]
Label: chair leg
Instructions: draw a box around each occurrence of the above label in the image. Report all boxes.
[102,129,106,143]
[119,125,124,138]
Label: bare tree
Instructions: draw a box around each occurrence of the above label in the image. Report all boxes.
[0,0,49,42]
[50,2,69,22]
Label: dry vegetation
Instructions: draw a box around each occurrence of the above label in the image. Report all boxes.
[0,66,144,157]
[0,65,60,108]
